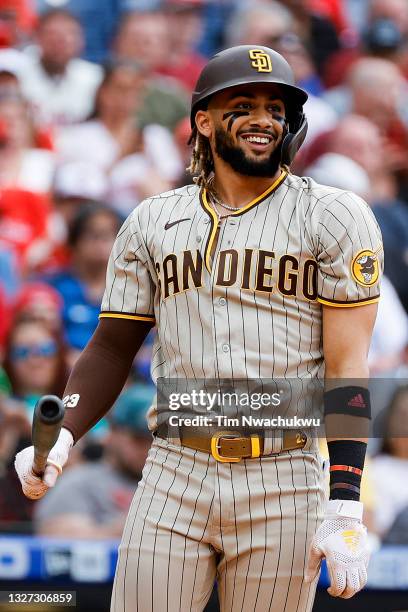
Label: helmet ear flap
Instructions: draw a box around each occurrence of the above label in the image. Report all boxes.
[281,111,308,167]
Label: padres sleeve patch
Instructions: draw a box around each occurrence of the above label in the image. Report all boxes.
[351,249,380,287]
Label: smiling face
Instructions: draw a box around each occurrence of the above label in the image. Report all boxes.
[195,83,287,177]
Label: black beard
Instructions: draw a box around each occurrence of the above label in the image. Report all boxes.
[214,127,283,177]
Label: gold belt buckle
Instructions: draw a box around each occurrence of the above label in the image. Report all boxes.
[210,432,261,463]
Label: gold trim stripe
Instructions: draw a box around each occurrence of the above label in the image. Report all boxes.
[228,170,287,216]
[99,312,156,322]
[317,296,380,308]
[201,170,287,273]
[202,191,219,273]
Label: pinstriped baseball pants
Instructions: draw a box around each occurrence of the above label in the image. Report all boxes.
[111,436,325,612]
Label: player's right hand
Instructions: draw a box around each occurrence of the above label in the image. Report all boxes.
[14,427,74,500]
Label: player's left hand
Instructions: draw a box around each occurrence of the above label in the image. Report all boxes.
[304,499,370,598]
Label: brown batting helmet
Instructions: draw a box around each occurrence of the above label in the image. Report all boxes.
[191,45,308,166]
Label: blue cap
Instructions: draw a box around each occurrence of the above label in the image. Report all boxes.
[365,19,403,52]
[109,385,154,436]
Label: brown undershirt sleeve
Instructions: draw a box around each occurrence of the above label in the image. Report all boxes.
[61,317,154,443]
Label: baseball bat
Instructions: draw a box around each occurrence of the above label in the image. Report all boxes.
[32,395,65,477]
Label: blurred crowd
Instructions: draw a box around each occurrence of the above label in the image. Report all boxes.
[0,0,408,547]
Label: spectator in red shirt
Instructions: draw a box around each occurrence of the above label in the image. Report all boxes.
[0,0,37,47]
[0,188,51,273]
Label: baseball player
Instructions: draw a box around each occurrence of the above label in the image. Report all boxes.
[15,46,382,611]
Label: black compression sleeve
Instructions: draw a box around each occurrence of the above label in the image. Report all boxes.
[328,440,367,501]
[62,317,153,443]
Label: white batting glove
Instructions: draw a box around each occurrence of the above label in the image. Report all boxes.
[304,499,370,598]
[14,427,74,500]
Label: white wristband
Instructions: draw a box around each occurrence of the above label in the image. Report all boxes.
[326,499,363,521]
[60,427,74,449]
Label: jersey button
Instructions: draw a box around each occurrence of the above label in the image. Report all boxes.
[197,235,202,243]
[222,344,230,353]
[219,297,226,306]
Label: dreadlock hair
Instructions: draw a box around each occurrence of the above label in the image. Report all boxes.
[187,126,215,189]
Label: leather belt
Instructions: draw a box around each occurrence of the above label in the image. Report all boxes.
[156,426,307,462]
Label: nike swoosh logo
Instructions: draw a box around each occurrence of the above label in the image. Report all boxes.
[164,218,191,230]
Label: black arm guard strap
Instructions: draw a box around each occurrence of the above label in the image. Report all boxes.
[324,386,371,419]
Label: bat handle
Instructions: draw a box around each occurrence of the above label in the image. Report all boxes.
[32,452,48,477]
[31,394,66,478]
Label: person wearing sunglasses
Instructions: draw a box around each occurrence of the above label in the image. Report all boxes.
[3,320,68,413]
[0,319,69,530]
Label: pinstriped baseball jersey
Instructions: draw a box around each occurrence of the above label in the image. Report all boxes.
[100,170,383,390]
[103,170,380,612]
